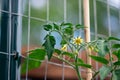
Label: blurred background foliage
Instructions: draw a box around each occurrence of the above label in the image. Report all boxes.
[16,0,120,47]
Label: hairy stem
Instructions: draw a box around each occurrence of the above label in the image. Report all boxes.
[53,55,75,68]
[52,30,74,52]
[74,55,82,80]
[75,65,82,80]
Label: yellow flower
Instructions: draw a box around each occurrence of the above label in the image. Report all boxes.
[61,44,67,51]
[73,37,83,45]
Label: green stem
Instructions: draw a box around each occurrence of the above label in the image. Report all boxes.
[59,31,74,51]
[109,52,113,67]
[75,65,82,80]
[52,30,74,52]
[51,29,82,79]
[53,55,75,68]
[108,51,113,80]
[74,55,82,80]
[110,66,117,80]
[92,71,99,80]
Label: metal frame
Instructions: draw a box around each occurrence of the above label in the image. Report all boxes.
[0,0,21,80]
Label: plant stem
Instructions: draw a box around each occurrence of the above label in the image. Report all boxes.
[59,31,74,51]
[74,55,82,80]
[51,29,82,79]
[110,66,117,80]
[108,49,113,80]
[52,30,74,52]
[53,55,75,68]
[75,65,82,80]
[109,52,113,67]
[91,71,99,80]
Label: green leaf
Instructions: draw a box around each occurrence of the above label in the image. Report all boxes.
[63,27,73,35]
[54,49,61,55]
[113,61,120,65]
[108,37,120,41]
[53,23,59,30]
[60,39,67,46]
[21,49,46,74]
[43,35,56,60]
[61,22,73,27]
[44,24,52,31]
[62,52,74,58]
[99,66,112,80]
[75,24,84,29]
[89,55,109,65]
[77,58,84,63]
[113,49,120,60]
[75,63,92,68]
[60,51,84,63]
[112,44,120,48]
[60,22,65,26]
[112,69,120,80]
[97,40,109,57]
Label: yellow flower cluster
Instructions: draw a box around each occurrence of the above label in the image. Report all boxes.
[73,37,83,45]
[61,44,67,51]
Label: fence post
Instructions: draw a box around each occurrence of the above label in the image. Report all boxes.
[0,0,21,80]
[83,0,92,80]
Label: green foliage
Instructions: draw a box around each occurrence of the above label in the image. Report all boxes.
[77,58,84,64]
[75,24,85,29]
[43,35,56,60]
[99,66,112,80]
[60,22,73,27]
[53,23,59,30]
[55,49,73,57]
[21,49,46,74]
[22,22,120,80]
[113,61,120,65]
[108,37,120,41]
[112,44,120,49]
[76,63,92,68]
[112,69,120,80]
[63,26,73,36]
[96,40,109,57]
[89,55,109,65]
[54,49,84,64]
[44,24,53,31]
[113,49,120,60]
[54,49,61,55]
[60,39,67,46]
[62,52,74,57]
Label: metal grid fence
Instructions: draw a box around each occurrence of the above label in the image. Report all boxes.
[0,0,120,80]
